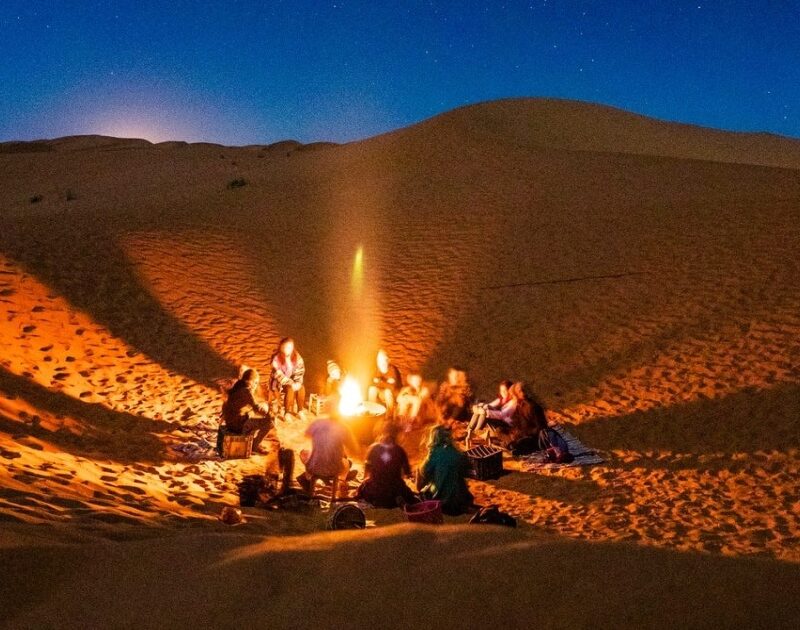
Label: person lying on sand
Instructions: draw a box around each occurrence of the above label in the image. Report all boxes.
[435,367,474,422]
[465,379,515,448]
[219,368,273,454]
[368,349,402,414]
[298,401,360,495]
[269,337,306,416]
[356,423,418,508]
[417,425,474,516]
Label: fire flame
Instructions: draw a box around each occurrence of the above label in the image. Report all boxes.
[338,375,364,416]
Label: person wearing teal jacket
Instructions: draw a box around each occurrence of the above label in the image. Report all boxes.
[417,425,474,516]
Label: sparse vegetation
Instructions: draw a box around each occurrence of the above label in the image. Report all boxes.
[227,178,247,189]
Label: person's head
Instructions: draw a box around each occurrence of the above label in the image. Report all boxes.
[509,381,525,400]
[376,349,389,373]
[499,379,513,399]
[377,420,400,443]
[278,337,295,359]
[327,360,341,380]
[426,424,454,452]
[407,373,422,390]
[241,368,260,391]
[447,367,467,387]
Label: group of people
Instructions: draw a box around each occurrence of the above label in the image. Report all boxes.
[218,339,552,516]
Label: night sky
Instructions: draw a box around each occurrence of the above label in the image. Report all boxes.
[1,1,798,144]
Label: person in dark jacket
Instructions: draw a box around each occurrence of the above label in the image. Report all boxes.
[417,425,474,516]
[269,337,306,415]
[368,349,402,413]
[357,424,417,508]
[219,368,272,453]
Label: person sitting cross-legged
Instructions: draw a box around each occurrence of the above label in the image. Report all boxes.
[417,425,474,516]
[357,423,418,508]
[218,368,273,455]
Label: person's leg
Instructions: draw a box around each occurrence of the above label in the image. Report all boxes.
[244,416,272,451]
[296,385,306,411]
[383,388,395,412]
[284,386,296,414]
[408,396,422,419]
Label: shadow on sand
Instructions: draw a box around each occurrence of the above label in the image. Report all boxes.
[0,221,236,388]
[0,366,170,464]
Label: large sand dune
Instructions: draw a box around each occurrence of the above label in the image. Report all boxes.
[1,98,798,627]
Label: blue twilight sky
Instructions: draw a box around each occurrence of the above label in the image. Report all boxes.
[1,1,798,144]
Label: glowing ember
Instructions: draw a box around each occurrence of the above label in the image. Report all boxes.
[338,375,364,416]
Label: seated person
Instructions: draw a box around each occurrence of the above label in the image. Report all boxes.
[506,383,550,456]
[368,349,402,413]
[269,337,306,415]
[435,367,474,422]
[395,373,429,427]
[465,379,515,447]
[324,359,345,396]
[218,368,272,454]
[298,402,359,495]
[417,425,474,516]
[357,423,417,508]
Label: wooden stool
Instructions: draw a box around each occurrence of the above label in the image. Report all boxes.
[222,433,253,459]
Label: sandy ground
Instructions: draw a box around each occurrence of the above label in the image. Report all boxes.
[1,98,799,627]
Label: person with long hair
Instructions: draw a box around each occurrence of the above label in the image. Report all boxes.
[507,382,550,455]
[417,425,474,516]
[219,368,272,454]
[465,379,515,448]
[269,337,306,415]
[435,367,474,422]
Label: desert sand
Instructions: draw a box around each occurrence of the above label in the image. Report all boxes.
[1,98,799,628]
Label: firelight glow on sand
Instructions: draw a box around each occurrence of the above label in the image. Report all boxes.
[352,245,364,295]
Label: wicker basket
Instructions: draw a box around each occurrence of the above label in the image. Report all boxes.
[404,500,444,525]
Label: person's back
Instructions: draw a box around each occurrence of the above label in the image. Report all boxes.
[222,380,259,433]
[359,440,414,508]
[305,417,349,478]
[420,443,472,515]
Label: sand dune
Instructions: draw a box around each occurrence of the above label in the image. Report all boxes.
[1,98,799,626]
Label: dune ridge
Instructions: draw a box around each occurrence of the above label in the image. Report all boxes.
[1,98,798,626]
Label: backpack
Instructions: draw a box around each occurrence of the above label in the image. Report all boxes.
[538,427,574,464]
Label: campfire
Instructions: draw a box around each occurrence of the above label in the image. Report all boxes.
[338,375,365,416]
[335,375,386,444]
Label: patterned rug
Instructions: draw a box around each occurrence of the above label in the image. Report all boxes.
[519,424,605,471]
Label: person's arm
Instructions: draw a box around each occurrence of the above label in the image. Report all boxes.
[292,355,305,388]
[400,449,411,477]
[487,397,501,410]
[488,398,517,422]
[271,356,293,388]
[245,388,269,415]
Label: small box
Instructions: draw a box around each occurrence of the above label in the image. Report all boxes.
[308,393,329,416]
[222,433,253,459]
[466,445,504,480]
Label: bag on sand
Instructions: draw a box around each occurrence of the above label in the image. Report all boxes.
[538,428,574,464]
[469,505,517,528]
